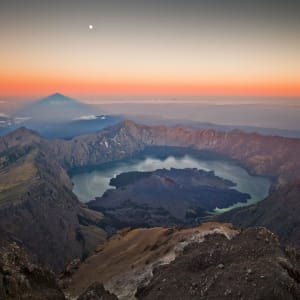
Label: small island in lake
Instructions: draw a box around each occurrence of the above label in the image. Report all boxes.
[88,168,250,230]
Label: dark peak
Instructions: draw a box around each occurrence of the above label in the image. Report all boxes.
[38,93,79,104]
[110,120,144,133]
[17,126,38,134]
[121,119,151,130]
[5,126,41,139]
[48,92,66,98]
[0,127,42,153]
[121,119,139,127]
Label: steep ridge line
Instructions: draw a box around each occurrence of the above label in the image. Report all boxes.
[48,120,300,181]
[63,222,238,299]
[64,224,300,300]
[0,121,300,272]
[4,121,300,181]
[0,129,107,272]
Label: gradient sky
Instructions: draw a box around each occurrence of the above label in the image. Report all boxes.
[1,0,300,100]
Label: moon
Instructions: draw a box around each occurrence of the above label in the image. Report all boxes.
[89,25,93,30]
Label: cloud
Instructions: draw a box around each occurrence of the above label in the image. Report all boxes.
[0,113,10,118]
[14,117,32,124]
[73,115,98,121]
[0,101,6,104]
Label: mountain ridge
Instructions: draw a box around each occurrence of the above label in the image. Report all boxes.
[64,224,300,300]
[1,120,300,273]
[48,120,300,181]
[0,131,106,271]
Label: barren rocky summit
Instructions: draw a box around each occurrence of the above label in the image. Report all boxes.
[136,227,300,300]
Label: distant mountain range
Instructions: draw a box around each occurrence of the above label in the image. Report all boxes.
[0,93,122,138]
[16,93,92,122]
[130,115,300,138]
[1,93,300,140]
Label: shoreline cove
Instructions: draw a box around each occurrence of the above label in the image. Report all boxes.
[71,152,271,212]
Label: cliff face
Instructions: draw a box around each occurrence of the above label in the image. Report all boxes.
[218,180,300,249]
[50,120,300,181]
[49,121,148,169]
[0,128,106,272]
[4,121,299,185]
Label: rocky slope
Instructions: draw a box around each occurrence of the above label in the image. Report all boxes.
[0,243,118,300]
[63,222,238,299]
[0,243,65,300]
[2,224,300,300]
[218,179,300,249]
[77,282,118,300]
[0,128,106,272]
[64,224,300,300]
[4,120,299,183]
[136,227,300,300]
[50,120,300,181]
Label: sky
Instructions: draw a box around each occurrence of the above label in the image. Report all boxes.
[0,0,300,102]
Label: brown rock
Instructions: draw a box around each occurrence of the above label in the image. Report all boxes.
[0,243,65,300]
[136,228,300,300]
[78,282,118,300]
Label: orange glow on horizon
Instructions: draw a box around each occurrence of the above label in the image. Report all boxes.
[1,76,300,98]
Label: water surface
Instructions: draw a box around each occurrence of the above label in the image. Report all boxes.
[72,155,271,212]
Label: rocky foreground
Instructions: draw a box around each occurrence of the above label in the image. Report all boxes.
[0,243,117,300]
[0,243,65,300]
[63,223,300,300]
[136,227,300,300]
[1,223,300,300]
